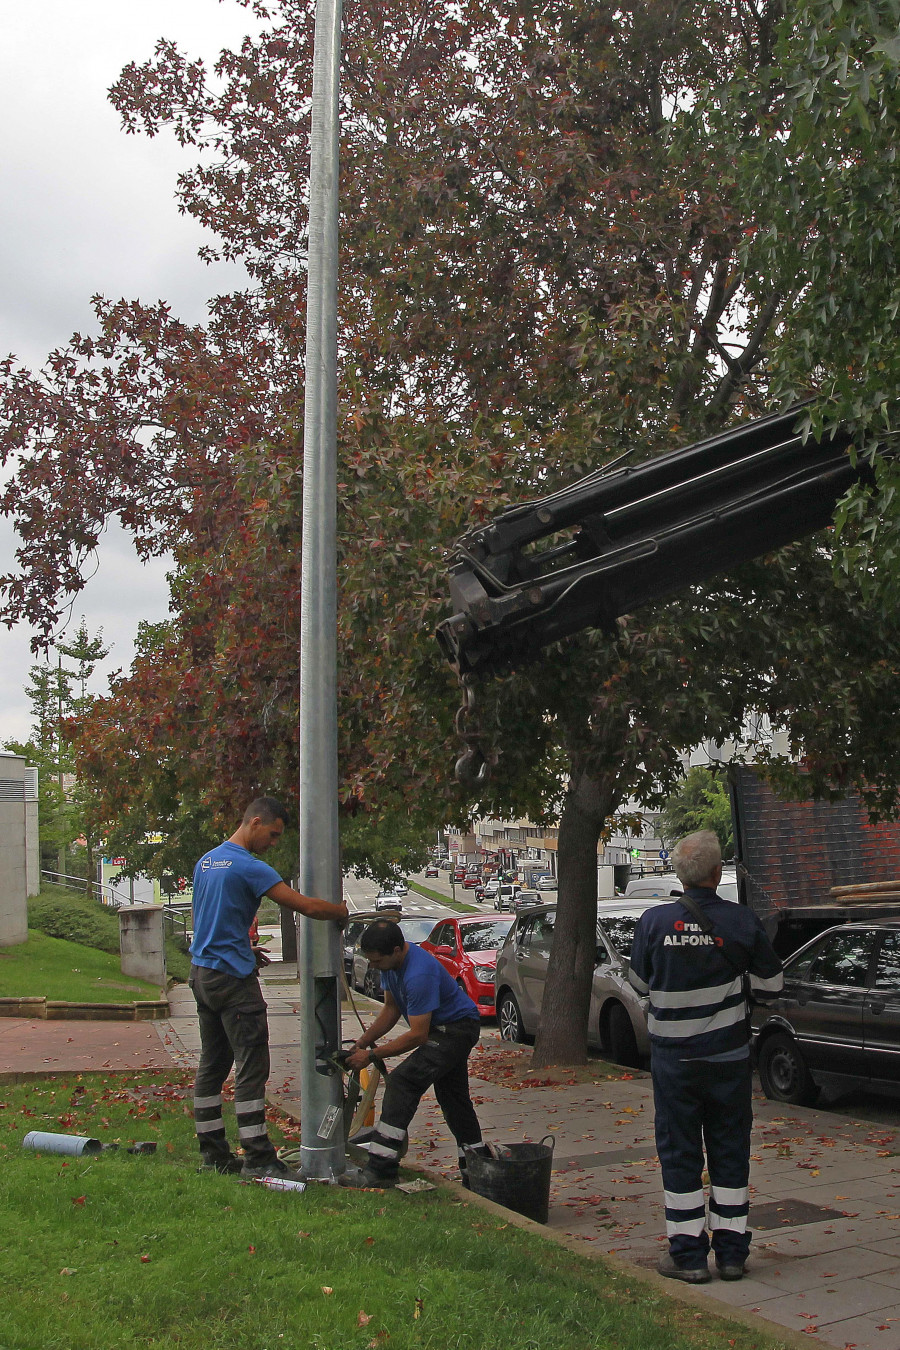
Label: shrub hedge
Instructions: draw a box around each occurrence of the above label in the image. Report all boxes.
[28,885,191,981]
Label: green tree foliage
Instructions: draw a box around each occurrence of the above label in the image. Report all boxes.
[2,1,900,1061]
[4,620,109,880]
[658,766,733,855]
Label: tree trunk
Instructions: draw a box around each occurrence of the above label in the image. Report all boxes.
[531,766,620,1066]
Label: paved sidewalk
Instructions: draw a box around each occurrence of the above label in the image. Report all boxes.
[8,968,900,1350]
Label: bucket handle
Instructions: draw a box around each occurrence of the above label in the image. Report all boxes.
[540,1134,555,1153]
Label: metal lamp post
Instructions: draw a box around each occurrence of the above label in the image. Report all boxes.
[297,0,345,1180]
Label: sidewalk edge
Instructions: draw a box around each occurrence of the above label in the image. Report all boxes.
[268,1090,813,1350]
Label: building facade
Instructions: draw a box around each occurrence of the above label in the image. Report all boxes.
[0,752,39,946]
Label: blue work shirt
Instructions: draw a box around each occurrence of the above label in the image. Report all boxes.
[190,841,283,978]
[380,942,479,1023]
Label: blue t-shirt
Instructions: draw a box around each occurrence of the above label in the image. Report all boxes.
[380,942,478,1023]
[190,841,283,978]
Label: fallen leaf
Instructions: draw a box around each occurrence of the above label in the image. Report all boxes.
[59,1268,76,1276]
[321,1287,333,1296]
[71,1195,86,1206]
[248,1245,256,1255]
[140,1255,150,1263]
[297,1231,311,1239]
[357,1311,373,1327]
[414,1298,424,1320]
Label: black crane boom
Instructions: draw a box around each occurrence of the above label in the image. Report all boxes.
[436,406,868,680]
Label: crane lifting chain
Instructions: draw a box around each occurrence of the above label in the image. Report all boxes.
[453,676,496,788]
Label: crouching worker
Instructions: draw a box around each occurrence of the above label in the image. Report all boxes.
[342,919,482,1188]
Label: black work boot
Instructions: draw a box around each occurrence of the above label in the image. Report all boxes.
[339,1165,397,1189]
[657,1253,711,1284]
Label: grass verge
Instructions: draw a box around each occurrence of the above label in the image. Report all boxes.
[407,881,479,913]
[0,1070,783,1350]
[0,931,164,1002]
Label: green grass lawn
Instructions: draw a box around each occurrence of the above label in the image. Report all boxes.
[407,882,479,913]
[0,1071,782,1350]
[0,931,164,1002]
[29,884,191,983]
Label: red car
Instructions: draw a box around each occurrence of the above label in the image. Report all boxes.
[421,915,515,1016]
[462,873,482,889]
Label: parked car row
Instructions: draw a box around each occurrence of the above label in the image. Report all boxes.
[347,888,900,1103]
[347,910,514,1013]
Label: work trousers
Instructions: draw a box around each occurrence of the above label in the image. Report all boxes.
[365,1018,482,1180]
[651,1051,753,1269]
[189,963,277,1168]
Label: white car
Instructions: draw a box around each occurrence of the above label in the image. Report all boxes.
[492,884,522,911]
[624,877,682,899]
[375,891,403,912]
[536,875,557,890]
[623,870,739,902]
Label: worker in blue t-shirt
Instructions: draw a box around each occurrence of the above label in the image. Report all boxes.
[189,795,348,1180]
[343,919,482,1188]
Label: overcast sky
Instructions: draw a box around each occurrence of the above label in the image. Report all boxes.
[0,0,264,744]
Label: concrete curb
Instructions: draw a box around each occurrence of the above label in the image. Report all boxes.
[0,996,169,1021]
[268,1090,805,1350]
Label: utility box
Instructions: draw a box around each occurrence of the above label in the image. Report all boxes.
[119,905,166,988]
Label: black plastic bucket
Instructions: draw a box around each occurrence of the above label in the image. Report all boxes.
[464,1136,555,1224]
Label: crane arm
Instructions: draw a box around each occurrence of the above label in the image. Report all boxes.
[436,406,868,680]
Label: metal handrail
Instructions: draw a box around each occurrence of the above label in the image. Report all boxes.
[41,869,140,910]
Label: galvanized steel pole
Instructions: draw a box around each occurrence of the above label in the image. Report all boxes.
[297,0,345,1180]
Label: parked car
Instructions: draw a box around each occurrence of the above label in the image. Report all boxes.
[622,869,739,902]
[493,899,665,1066]
[438,858,453,870]
[536,875,557,891]
[352,916,439,998]
[753,920,900,1105]
[424,864,439,878]
[623,876,682,899]
[493,884,522,911]
[511,888,544,910]
[342,911,382,977]
[421,915,516,1016]
[375,891,403,912]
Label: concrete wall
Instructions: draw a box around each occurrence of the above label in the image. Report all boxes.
[0,753,28,946]
[119,905,167,987]
[24,766,39,898]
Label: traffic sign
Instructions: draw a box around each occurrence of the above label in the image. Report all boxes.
[659,849,669,860]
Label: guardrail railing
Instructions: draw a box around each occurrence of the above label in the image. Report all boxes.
[40,870,191,941]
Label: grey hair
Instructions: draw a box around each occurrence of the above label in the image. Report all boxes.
[671,830,722,887]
